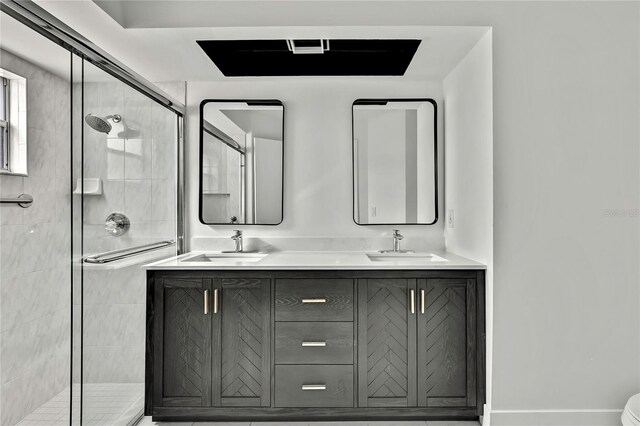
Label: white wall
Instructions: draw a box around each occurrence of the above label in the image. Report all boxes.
[186,79,445,251]
[443,29,494,419]
[433,3,637,425]
[486,4,639,424]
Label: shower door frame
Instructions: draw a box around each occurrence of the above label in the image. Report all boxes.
[1,1,187,424]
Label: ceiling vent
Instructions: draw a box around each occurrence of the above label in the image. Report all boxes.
[196,39,421,77]
[286,39,330,54]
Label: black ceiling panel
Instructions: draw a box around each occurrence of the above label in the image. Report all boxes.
[196,39,421,77]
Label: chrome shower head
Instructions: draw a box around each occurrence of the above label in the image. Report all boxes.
[84,114,121,134]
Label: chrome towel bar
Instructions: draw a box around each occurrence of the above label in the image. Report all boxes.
[83,240,175,264]
[0,193,33,208]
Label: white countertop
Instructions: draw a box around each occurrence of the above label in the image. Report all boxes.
[143,250,485,270]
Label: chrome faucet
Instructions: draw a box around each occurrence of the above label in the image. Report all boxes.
[231,230,243,253]
[392,229,403,252]
[378,229,414,254]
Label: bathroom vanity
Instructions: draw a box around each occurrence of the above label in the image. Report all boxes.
[144,252,485,422]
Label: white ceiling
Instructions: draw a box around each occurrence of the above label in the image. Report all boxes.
[21,0,490,84]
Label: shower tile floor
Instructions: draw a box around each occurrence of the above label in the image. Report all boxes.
[17,383,143,426]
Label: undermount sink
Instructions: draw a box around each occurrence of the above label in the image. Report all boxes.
[182,253,267,263]
[366,252,448,262]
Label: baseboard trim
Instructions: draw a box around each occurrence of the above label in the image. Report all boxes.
[490,409,623,426]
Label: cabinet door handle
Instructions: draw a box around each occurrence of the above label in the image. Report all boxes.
[302,341,326,347]
[410,289,415,314]
[204,290,209,315]
[420,289,425,314]
[302,384,326,391]
[302,298,326,304]
[213,288,219,314]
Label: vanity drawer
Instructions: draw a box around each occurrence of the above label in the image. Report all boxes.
[275,279,354,321]
[275,322,353,364]
[275,365,353,407]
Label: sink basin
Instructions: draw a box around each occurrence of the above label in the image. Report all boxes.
[181,253,267,263]
[367,253,448,262]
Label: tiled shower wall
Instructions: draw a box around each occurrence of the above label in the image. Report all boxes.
[0,49,71,425]
[79,78,177,383]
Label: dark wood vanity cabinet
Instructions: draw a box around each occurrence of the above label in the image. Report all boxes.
[148,275,270,410]
[153,276,213,407]
[357,278,417,407]
[357,278,478,409]
[417,279,477,408]
[146,270,485,421]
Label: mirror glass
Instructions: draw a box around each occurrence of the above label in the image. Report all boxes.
[353,99,437,225]
[200,100,284,225]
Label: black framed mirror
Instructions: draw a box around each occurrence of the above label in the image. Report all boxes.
[199,99,284,225]
[352,98,438,225]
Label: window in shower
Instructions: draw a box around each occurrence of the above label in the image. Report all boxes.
[0,68,27,175]
[0,75,8,171]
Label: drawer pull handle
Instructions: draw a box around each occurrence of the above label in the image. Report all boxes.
[302,341,326,347]
[420,289,425,314]
[302,298,326,304]
[302,384,326,391]
[204,290,209,315]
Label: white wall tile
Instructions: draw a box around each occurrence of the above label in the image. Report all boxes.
[82,302,145,347]
[26,69,55,133]
[0,224,26,278]
[0,176,25,225]
[83,179,125,225]
[152,135,176,180]
[151,179,176,221]
[82,345,144,383]
[124,138,152,179]
[124,179,152,221]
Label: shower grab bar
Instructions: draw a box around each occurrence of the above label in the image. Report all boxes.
[83,240,175,264]
[0,194,33,208]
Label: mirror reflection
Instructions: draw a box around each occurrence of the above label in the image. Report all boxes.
[353,99,437,225]
[200,100,284,224]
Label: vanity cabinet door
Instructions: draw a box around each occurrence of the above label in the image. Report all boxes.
[154,276,213,408]
[417,279,476,408]
[357,279,417,407]
[212,278,271,407]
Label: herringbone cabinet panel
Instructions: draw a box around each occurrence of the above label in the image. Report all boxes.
[158,278,212,407]
[215,278,271,407]
[417,279,476,408]
[357,279,417,407]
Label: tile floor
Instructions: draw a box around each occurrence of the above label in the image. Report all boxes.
[17,383,144,426]
[137,420,480,426]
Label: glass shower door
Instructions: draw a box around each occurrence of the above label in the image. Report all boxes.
[74,59,178,426]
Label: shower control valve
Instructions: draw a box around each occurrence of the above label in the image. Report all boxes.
[105,212,130,237]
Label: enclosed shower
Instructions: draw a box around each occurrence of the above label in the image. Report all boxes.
[0,3,183,425]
